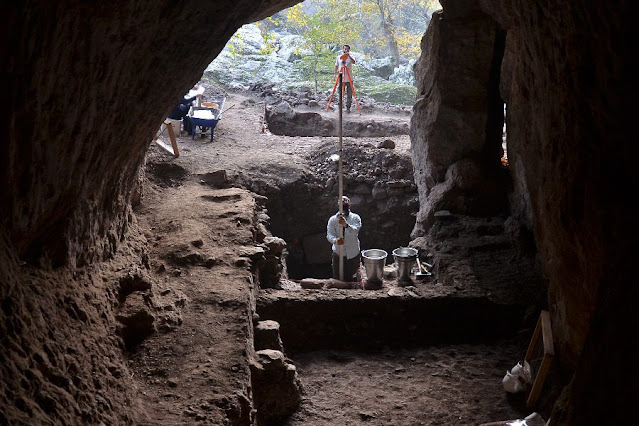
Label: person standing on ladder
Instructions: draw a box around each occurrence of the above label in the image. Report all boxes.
[333,44,356,113]
[326,196,362,282]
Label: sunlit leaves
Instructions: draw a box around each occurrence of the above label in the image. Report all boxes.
[226,32,245,58]
[283,0,363,91]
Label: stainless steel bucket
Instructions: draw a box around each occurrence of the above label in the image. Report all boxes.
[392,247,418,281]
[361,249,387,283]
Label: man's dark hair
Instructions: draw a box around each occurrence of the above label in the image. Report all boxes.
[343,44,350,49]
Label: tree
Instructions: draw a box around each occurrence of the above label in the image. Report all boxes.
[256,11,287,55]
[370,0,401,67]
[359,0,440,66]
[285,0,362,92]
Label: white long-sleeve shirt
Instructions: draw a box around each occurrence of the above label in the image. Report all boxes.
[326,211,362,259]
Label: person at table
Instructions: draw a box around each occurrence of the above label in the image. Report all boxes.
[168,84,204,134]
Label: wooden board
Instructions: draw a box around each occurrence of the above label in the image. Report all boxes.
[155,139,177,156]
[153,121,179,157]
[524,310,554,408]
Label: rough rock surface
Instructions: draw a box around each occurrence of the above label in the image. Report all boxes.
[250,349,303,426]
[410,4,507,236]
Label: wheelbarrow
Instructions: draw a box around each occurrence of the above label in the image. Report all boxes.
[188,96,226,141]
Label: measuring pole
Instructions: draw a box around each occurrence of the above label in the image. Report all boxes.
[342,66,362,114]
[338,72,344,281]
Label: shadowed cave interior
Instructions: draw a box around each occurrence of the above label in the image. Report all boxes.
[1,1,636,425]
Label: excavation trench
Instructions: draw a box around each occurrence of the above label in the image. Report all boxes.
[255,177,529,352]
[252,108,533,353]
[134,88,546,425]
[249,214,542,424]
[256,141,418,280]
[247,144,542,424]
[255,189,538,352]
[251,227,540,425]
[256,289,527,354]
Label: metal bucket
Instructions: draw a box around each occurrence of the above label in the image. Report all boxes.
[392,247,418,281]
[361,249,388,283]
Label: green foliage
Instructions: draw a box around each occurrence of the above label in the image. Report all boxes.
[286,0,362,42]
[285,0,363,91]
[357,79,417,105]
[259,32,278,55]
[256,14,286,55]
[226,32,244,58]
[355,0,442,60]
[396,28,421,58]
[214,0,443,104]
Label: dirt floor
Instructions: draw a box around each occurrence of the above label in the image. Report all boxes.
[129,87,547,425]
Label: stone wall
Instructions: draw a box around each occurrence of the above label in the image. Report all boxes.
[1,1,301,424]
[411,0,636,424]
[410,3,508,236]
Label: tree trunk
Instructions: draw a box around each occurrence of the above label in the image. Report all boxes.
[375,0,400,68]
[382,21,400,67]
[313,54,319,93]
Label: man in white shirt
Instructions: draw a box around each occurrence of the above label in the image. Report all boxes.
[334,44,356,113]
[326,196,362,281]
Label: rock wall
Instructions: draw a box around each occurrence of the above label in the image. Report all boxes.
[410,3,508,236]
[1,1,298,267]
[411,0,636,424]
[0,223,150,424]
[1,1,301,425]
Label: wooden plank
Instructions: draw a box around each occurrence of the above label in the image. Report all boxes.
[153,122,179,157]
[164,121,179,157]
[524,312,542,361]
[525,310,554,408]
[541,310,554,356]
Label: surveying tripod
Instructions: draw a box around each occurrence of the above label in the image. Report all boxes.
[326,60,361,114]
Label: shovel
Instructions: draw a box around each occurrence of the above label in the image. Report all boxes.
[414,256,432,281]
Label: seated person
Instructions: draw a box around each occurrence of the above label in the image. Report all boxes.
[168,85,204,134]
